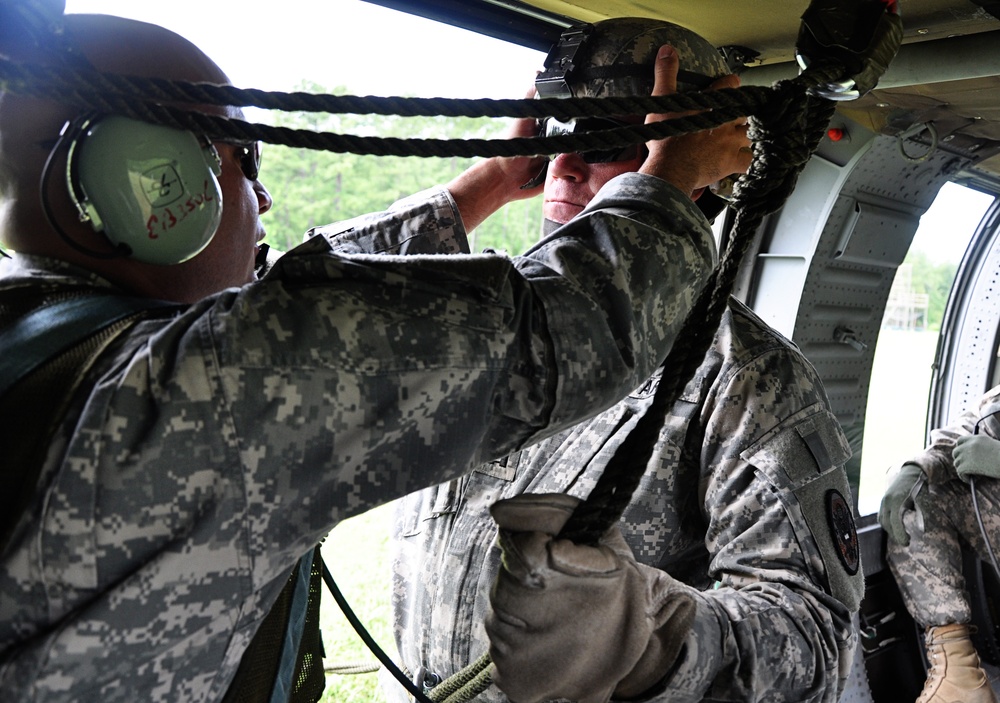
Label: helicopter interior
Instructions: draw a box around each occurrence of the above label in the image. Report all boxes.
[356,1,1000,701]
[8,0,1000,700]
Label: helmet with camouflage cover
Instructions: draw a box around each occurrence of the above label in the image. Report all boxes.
[535,16,729,99]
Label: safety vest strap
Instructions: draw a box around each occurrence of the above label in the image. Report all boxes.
[0,287,176,554]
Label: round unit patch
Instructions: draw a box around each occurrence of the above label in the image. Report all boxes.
[826,489,859,575]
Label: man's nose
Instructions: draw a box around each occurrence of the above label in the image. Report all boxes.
[549,153,587,182]
[255,180,273,214]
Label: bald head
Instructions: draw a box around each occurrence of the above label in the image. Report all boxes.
[63,13,229,84]
[0,13,232,260]
[0,13,270,304]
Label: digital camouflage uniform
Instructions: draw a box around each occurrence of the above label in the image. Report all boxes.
[887,384,1000,627]
[0,173,714,702]
[375,219,864,701]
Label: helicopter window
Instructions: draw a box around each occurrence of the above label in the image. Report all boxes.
[856,182,997,516]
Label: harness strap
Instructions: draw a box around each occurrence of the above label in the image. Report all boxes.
[0,293,164,396]
[0,288,175,554]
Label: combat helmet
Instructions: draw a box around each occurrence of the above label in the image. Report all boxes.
[531,17,735,219]
[535,16,729,100]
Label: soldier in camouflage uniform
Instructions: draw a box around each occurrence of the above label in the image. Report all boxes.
[0,12,724,703]
[375,18,864,703]
[880,385,1000,703]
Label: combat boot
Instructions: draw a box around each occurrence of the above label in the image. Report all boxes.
[916,623,999,703]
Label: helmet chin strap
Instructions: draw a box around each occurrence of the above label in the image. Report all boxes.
[542,218,562,236]
[520,161,548,190]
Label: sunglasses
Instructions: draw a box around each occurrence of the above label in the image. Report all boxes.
[216,140,262,182]
[543,117,647,164]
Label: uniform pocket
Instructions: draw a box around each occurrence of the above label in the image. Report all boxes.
[740,406,863,610]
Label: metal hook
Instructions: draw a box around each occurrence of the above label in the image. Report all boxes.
[897,122,939,162]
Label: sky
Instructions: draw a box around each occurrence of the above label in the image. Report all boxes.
[63,0,545,98]
[913,181,995,265]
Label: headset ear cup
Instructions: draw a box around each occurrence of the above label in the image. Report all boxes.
[67,115,223,265]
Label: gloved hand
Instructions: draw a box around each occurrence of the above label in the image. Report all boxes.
[954,434,1000,481]
[484,493,696,703]
[878,462,923,547]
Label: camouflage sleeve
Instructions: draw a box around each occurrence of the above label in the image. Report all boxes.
[912,385,1000,485]
[305,186,472,255]
[0,174,714,703]
[649,347,860,703]
[237,172,714,546]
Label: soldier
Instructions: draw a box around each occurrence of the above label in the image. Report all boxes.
[361,18,863,703]
[0,11,722,703]
[880,385,1000,703]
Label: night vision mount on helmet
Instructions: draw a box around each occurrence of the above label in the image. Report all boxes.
[535,17,730,100]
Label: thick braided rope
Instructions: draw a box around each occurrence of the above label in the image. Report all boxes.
[558,75,839,545]
[0,56,763,118]
[323,661,380,676]
[0,55,775,158]
[101,100,755,159]
[427,653,494,703]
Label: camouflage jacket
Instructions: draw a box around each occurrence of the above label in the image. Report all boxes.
[0,173,714,703]
[374,214,863,700]
[909,384,1000,485]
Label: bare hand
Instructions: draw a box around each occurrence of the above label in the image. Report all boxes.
[640,45,752,198]
[446,86,548,232]
[494,87,549,199]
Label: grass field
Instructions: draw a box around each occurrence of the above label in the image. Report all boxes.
[856,328,940,515]
[319,502,396,703]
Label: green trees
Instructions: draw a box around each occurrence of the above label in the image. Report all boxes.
[904,250,958,331]
[257,81,543,255]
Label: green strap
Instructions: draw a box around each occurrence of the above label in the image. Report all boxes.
[0,291,177,556]
[429,653,494,703]
[0,294,173,398]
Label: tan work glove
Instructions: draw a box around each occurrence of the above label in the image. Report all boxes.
[484,493,696,703]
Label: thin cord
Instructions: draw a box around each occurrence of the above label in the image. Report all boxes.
[320,560,435,703]
[971,418,1000,580]
[970,476,1000,579]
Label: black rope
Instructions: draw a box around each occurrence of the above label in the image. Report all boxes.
[0,56,765,118]
[0,54,826,160]
[320,560,435,703]
[120,99,758,159]
[558,77,839,544]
